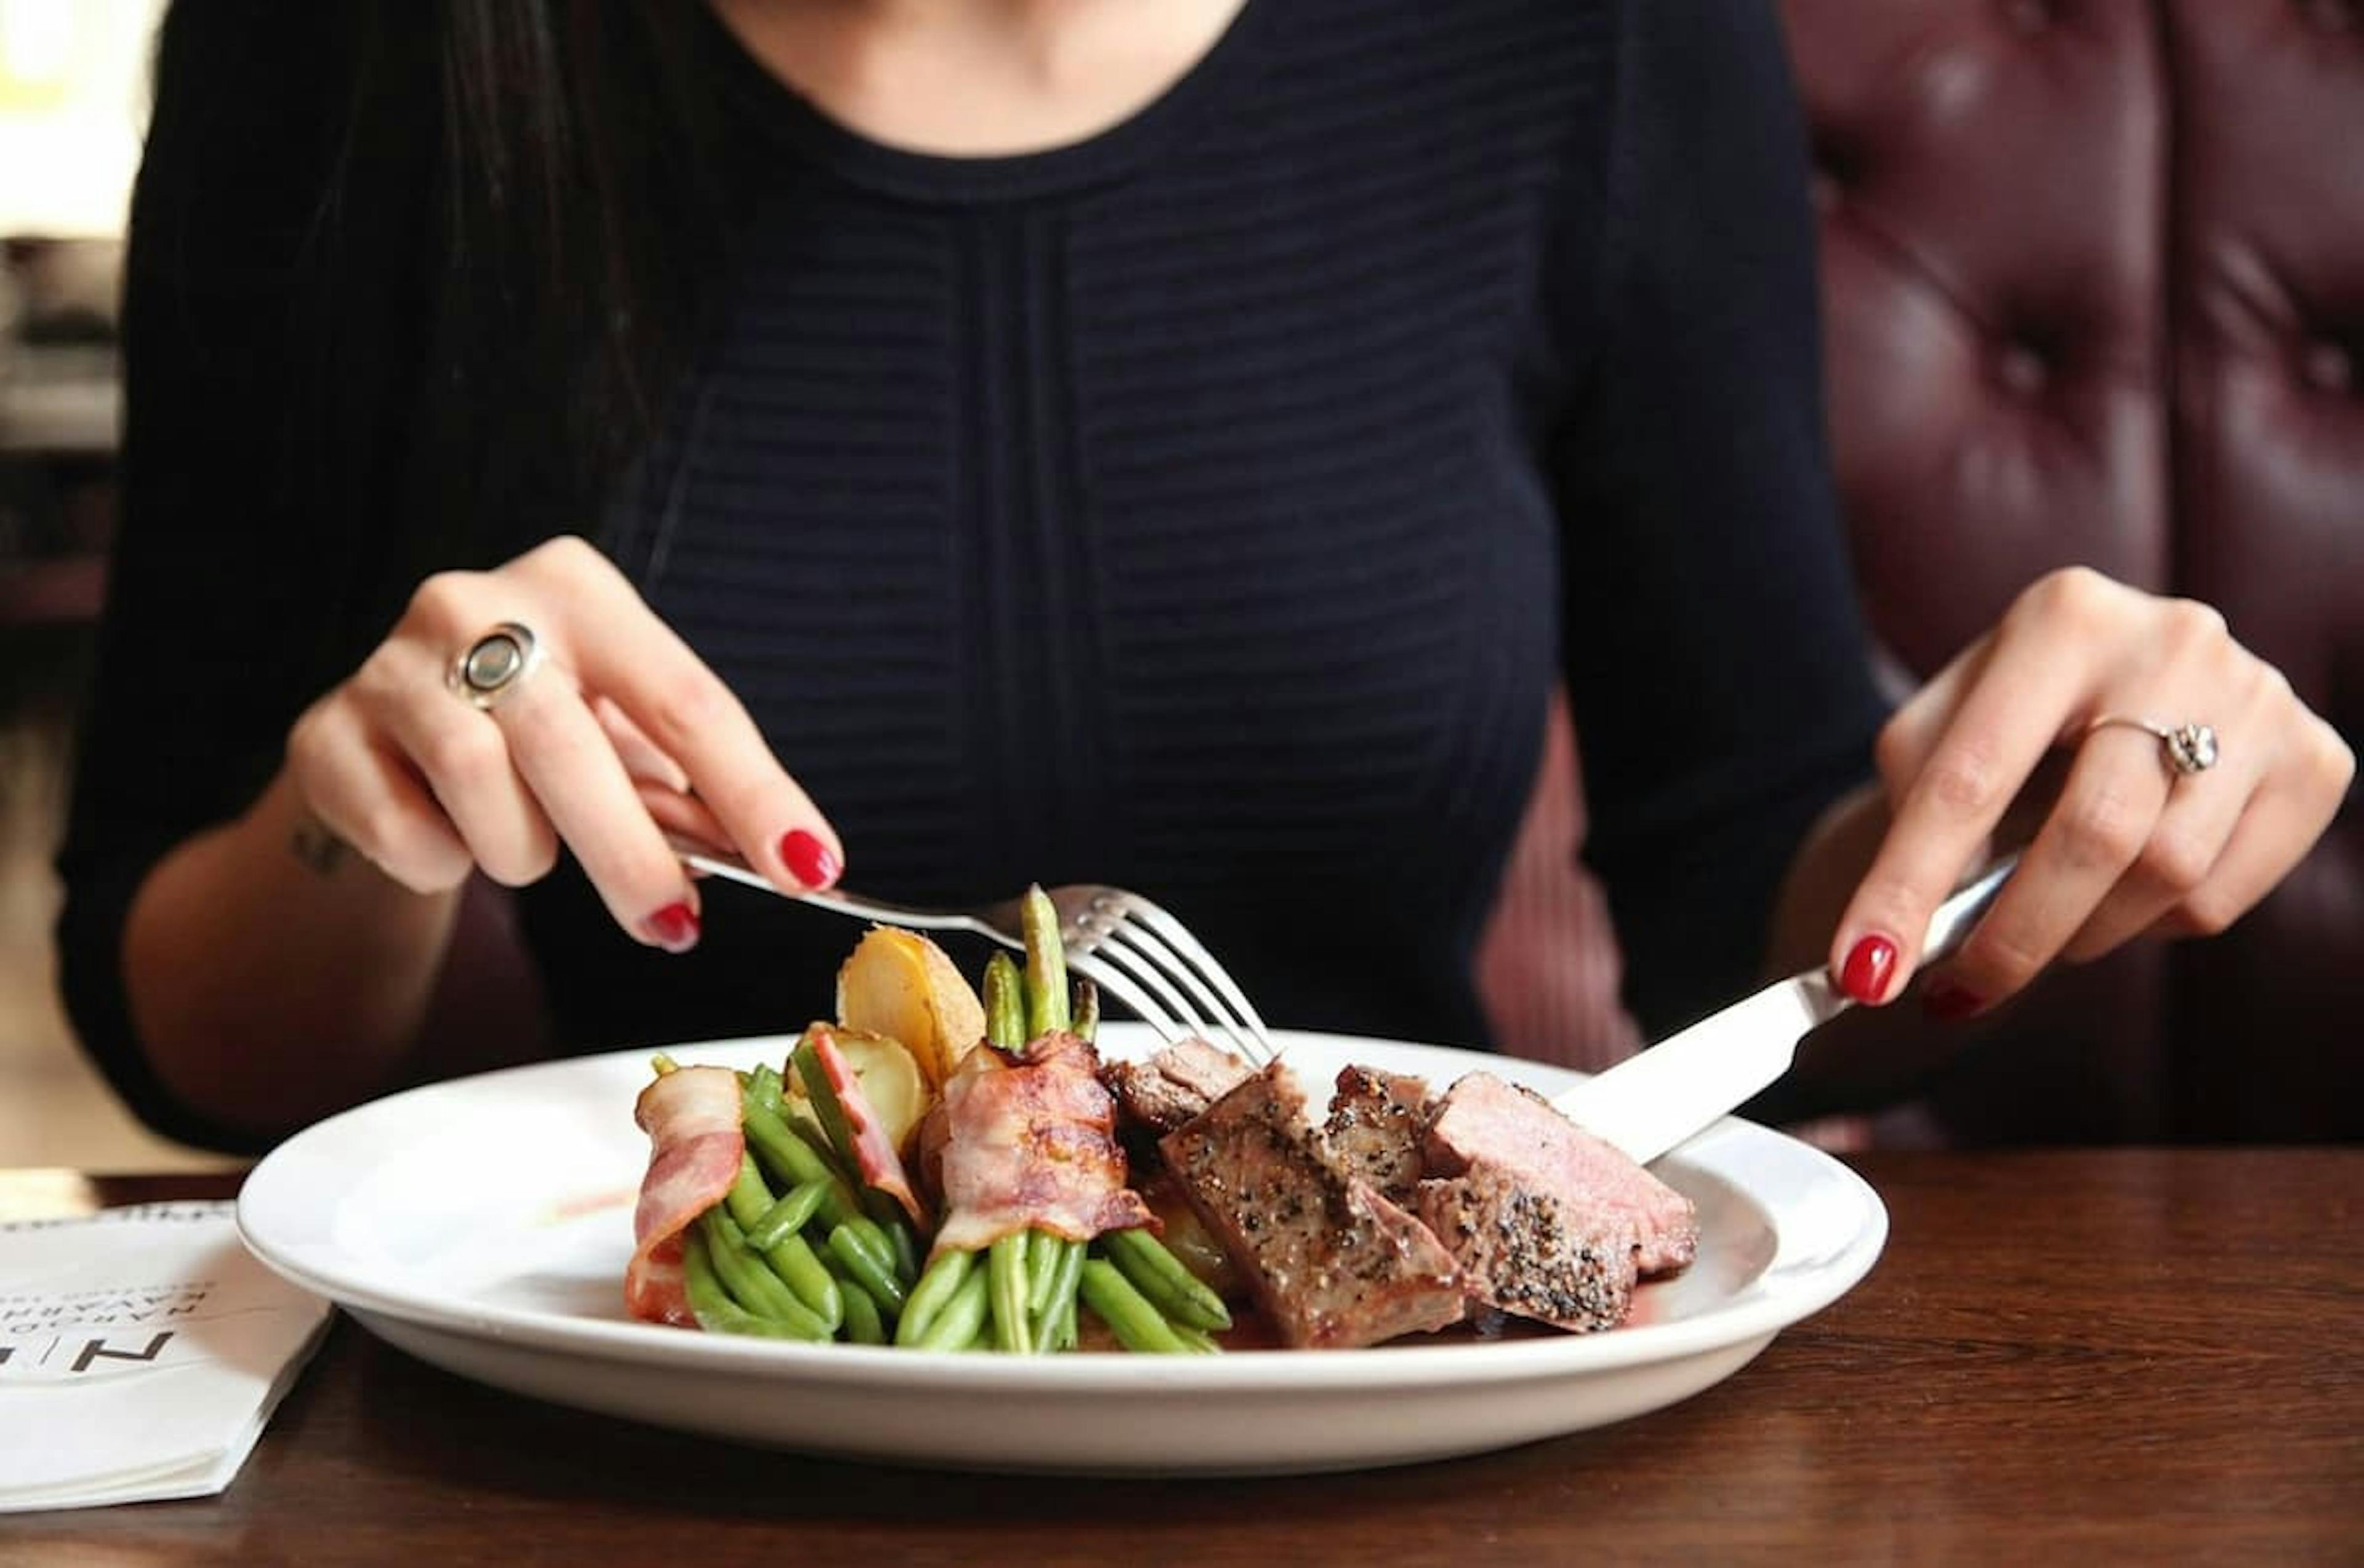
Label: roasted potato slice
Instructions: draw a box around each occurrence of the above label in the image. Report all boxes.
[783,1024,930,1159]
[835,927,986,1088]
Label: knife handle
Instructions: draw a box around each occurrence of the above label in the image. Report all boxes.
[1920,855,2018,965]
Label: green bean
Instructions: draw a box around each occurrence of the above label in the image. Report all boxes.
[1099,1225,1233,1332]
[1168,1323,1222,1354]
[716,1157,842,1327]
[879,1213,920,1284]
[984,951,1027,1051]
[1078,1257,1190,1354]
[762,1231,844,1331]
[1022,885,1071,1036]
[989,1233,1033,1354]
[698,1208,798,1319]
[854,1191,916,1264]
[821,1244,901,1324]
[723,1153,774,1232]
[747,1061,785,1110]
[1072,978,1098,1043]
[740,1093,825,1181]
[846,1212,918,1288]
[829,1222,909,1316]
[786,1105,858,1180]
[839,1266,904,1322]
[746,1177,832,1252]
[895,1248,975,1346]
[840,1216,906,1289]
[681,1228,824,1341]
[915,1268,991,1351]
[822,1254,886,1345]
[1024,1228,1062,1303]
[701,1210,832,1338]
[1027,1236,1087,1346]
[740,1095,862,1231]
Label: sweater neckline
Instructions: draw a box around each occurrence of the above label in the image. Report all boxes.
[690,1,1274,205]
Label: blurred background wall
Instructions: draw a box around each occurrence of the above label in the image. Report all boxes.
[0,0,226,1169]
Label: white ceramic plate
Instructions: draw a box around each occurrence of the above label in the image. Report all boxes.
[236,1026,1885,1476]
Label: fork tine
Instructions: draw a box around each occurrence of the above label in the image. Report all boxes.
[1096,920,1269,1066]
[1118,899,1274,1059]
[1065,952,1190,1047]
[1074,935,1215,1049]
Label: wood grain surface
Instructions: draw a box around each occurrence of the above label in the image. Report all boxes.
[3,1151,2357,1566]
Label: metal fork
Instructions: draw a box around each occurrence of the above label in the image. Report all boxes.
[673,844,1275,1064]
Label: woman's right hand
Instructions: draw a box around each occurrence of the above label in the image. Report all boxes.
[284,535,842,952]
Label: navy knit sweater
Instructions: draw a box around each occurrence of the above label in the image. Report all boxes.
[60,0,1887,1147]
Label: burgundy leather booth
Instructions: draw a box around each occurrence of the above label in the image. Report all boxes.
[1478,0,2363,1143]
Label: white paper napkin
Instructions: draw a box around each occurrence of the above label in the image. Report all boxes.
[0,1199,332,1513]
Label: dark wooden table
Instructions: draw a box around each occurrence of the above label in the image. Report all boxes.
[4,1151,2357,1565]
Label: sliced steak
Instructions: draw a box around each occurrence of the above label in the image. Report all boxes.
[1414,1164,1639,1333]
[1103,1038,1257,1135]
[1424,1071,1698,1276]
[1160,1061,1465,1348]
[1322,1065,1431,1204]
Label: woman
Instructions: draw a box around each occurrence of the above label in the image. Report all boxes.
[57,0,2351,1150]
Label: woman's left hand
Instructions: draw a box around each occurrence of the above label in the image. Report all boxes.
[1830,567,2355,1016]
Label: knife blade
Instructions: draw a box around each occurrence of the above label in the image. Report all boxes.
[1551,857,2016,1165]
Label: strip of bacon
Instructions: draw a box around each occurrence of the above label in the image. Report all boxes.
[931,1032,1155,1260]
[798,1024,924,1226]
[624,1064,746,1327]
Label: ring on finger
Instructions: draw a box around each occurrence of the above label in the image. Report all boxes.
[2086,714,2219,779]
[448,622,544,712]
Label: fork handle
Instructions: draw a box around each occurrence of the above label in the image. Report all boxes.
[672,843,1000,939]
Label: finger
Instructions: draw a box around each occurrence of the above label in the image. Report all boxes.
[2058,792,2252,964]
[1937,722,2171,1003]
[637,782,733,856]
[2150,717,2355,941]
[1878,639,2073,854]
[512,538,844,890]
[486,657,704,953]
[286,699,474,892]
[2060,726,2268,966]
[359,642,561,889]
[596,694,691,793]
[1868,630,1993,813]
[1833,604,2103,1002]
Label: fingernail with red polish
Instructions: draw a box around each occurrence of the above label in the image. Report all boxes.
[780,829,842,888]
[1923,982,1984,1021]
[1839,934,1899,1005]
[643,901,700,954]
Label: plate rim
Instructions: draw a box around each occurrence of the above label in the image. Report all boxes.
[236,1026,1887,1394]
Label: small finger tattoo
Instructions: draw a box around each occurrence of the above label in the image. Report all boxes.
[291,815,353,876]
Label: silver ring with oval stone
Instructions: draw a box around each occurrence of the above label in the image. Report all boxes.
[447,621,544,712]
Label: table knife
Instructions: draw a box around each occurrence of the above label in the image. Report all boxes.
[1551,857,2017,1164]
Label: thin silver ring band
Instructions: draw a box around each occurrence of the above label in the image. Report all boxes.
[2086,714,2219,778]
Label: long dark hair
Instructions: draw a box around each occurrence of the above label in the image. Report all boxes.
[142,1,733,680]
[414,2,728,547]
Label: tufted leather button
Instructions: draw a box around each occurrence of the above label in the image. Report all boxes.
[2004,0,2053,33]
[2302,340,2354,394]
[1811,137,1857,213]
[1998,343,2050,396]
